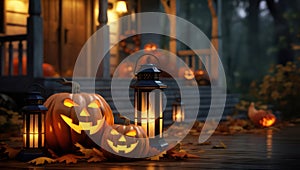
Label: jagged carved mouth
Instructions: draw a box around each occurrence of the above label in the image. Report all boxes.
[60,114,105,135]
[107,139,139,154]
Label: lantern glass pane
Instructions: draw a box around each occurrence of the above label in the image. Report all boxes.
[134,92,138,126]
[41,114,45,133]
[34,114,39,148]
[149,91,156,138]
[30,114,34,133]
[30,114,34,148]
[23,116,26,147]
[159,92,163,137]
[141,92,148,135]
[42,134,45,147]
[23,134,26,147]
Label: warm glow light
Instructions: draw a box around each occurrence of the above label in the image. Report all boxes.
[144,43,158,52]
[173,103,185,123]
[60,114,105,135]
[260,117,276,127]
[266,129,273,158]
[23,113,44,148]
[107,139,139,154]
[6,0,27,13]
[116,1,128,14]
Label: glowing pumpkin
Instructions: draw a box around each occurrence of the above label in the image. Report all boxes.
[248,102,276,127]
[44,92,114,154]
[194,69,210,86]
[178,67,194,80]
[101,124,150,160]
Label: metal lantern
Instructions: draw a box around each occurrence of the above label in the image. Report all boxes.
[172,98,185,122]
[18,92,47,161]
[130,64,167,143]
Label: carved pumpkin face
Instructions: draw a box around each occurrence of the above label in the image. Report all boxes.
[60,98,105,135]
[101,124,150,159]
[45,93,114,154]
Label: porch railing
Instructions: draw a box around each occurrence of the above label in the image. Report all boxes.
[177,49,211,72]
[0,34,27,76]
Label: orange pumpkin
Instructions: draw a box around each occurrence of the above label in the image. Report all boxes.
[44,91,114,154]
[13,57,58,77]
[101,124,150,160]
[248,102,276,127]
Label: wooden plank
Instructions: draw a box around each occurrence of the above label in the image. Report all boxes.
[177,49,211,56]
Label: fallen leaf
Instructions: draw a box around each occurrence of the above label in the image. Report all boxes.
[3,145,20,159]
[75,143,94,158]
[197,141,211,146]
[28,157,56,165]
[148,148,166,161]
[87,148,106,162]
[167,150,200,159]
[75,143,106,162]
[212,141,227,149]
[56,154,83,164]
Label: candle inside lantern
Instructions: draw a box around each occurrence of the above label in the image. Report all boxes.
[23,112,45,148]
[172,98,185,123]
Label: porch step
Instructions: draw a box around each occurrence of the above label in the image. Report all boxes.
[42,78,239,124]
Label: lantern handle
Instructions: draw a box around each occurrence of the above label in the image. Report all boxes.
[117,113,131,125]
[133,53,160,74]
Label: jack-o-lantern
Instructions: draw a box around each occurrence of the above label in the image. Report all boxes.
[178,67,194,80]
[248,102,276,127]
[194,69,210,86]
[101,124,150,160]
[44,80,114,154]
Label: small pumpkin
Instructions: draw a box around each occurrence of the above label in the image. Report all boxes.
[13,57,58,77]
[178,67,194,80]
[101,123,150,160]
[194,69,210,86]
[248,102,276,127]
[44,79,114,154]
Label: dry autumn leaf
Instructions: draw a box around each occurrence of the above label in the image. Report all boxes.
[87,148,106,162]
[3,145,20,159]
[75,143,106,162]
[212,141,227,149]
[28,157,56,165]
[75,143,94,159]
[56,154,83,164]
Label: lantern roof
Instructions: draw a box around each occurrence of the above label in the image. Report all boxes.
[22,92,47,112]
[130,64,167,89]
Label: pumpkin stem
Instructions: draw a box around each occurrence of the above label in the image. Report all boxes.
[59,78,81,93]
[117,113,131,125]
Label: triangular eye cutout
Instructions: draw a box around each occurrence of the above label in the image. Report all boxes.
[110,129,119,135]
[63,98,79,107]
[88,100,101,108]
[126,130,136,137]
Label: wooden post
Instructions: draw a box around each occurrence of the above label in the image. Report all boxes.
[27,0,43,78]
[161,0,177,67]
[97,0,110,78]
[208,0,219,84]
